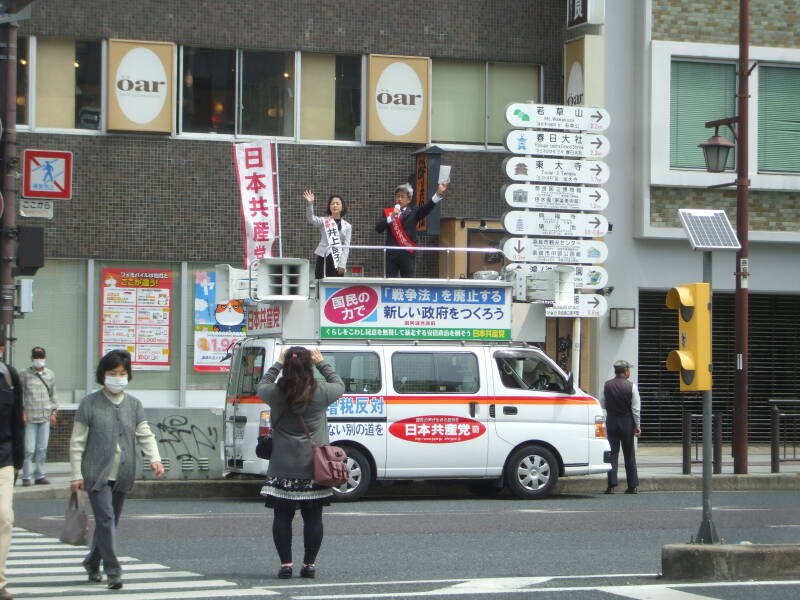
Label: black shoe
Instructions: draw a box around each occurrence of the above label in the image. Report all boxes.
[278,565,293,579]
[625,487,638,494]
[34,477,51,485]
[107,574,123,590]
[83,561,102,583]
[604,486,616,494]
[300,564,316,578]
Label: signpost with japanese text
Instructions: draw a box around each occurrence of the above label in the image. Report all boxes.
[503,184,608,212]
[504,157,609,185]
[503,211,608,238]
[505,104,610,131]
[22,149,73,200]
[504,130,609,159]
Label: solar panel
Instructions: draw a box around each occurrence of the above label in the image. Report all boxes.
[678,209,741,251]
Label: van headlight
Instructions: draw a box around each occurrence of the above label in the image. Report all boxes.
[594,415,606,438]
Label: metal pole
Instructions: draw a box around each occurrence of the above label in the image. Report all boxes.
[696,251,719,543]
[733,0,750,474]
[1,21,19,359]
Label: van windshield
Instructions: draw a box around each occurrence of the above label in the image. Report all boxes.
[495,352,566,392]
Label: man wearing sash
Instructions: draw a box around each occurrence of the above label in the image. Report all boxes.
[374,182,448,277]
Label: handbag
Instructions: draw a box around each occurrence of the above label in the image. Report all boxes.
[299,416,349,487]
[255,411,284,460]
[59,491,89,546]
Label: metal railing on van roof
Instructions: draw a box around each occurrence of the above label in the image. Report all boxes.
[326,244,504,279]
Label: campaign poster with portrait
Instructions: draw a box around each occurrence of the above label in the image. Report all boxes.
[193,270,247,372]
[100,269,172,370]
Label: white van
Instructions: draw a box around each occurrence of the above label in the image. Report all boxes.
[221,267,610,500]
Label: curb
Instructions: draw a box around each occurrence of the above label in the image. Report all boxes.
[662,543,800,580]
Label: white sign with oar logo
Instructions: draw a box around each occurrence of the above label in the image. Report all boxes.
[505,103,610,131]
[503,211,609,238]
[504,157,609,185]
[505,130,609,159]
[502,237,608,264]
[503,184,608,211]
[546,294,608,318]
[505,263,609,290]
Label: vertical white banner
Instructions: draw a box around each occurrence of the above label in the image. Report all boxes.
[233,141,279,267]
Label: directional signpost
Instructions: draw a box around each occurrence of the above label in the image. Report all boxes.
[504,157,609,185]
[505,263,609,290]
[503,211,609,238]
[505,130,609,159]
[503,184,608,211]
[545,293,608,318]
[505,103,610,132]
[502,237,608,264]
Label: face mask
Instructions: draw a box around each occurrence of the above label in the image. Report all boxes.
[33,359,46,369]
[105,376,128,394]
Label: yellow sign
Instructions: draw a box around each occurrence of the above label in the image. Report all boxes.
[107,39,174,133]
[367,55,430,143]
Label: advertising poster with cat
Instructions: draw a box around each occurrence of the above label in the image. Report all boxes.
[100,268,172,370]
[194,270,247,372]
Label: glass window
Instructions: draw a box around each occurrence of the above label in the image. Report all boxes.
[241,50,294,137]
[316,351,381,394]
[16,36,29,125]
[495,352,566,392]
[35,37,101,129]
[237,346,265,397]
[758,65,800,173]
[392,352,479,394]
[181,47,236,134]
[670,61,736,170]
[301,53,361,141]
[487,62,538,143]
[432,60,484,144]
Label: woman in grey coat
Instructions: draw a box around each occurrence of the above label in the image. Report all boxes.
[257,346,344,579]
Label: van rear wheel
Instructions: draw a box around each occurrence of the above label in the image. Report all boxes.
[505,445,558,499]
[331,447,371,502]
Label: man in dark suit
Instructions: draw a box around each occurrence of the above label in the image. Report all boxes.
[374,182,448,277]
[600,359,641,495]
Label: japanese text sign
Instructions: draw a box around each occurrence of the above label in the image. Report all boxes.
[233,141,279,267]
[194,270,247,373]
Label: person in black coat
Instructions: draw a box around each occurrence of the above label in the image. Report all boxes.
[0,334,24,600]
[374,182,448,277]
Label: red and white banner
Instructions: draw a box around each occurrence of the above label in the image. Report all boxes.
[233,141,279,267]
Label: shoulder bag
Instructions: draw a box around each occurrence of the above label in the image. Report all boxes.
[59,491,89,546]
[255,411,284,460]
[299,416,349,487]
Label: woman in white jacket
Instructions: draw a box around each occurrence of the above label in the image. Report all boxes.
[303,190,352,279]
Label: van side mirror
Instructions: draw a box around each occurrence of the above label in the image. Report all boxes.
[566,372,575,395]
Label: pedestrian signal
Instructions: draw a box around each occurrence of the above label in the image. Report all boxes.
[665,283,712,391]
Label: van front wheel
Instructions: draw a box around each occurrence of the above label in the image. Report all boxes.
[505,445,558,499]
[331,447,371,502]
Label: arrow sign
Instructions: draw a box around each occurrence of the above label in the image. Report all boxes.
[504,157,609,185]
[503,184,608,211]
[504,130,610,158]
[546,294,609,318]
[505,263,609,290]
[502,237,608,264]
[506,103,611,132]
[503,211,609,238]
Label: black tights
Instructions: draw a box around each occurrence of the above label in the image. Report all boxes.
[272,503,324,565]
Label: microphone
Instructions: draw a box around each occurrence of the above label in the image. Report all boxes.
[394,204,401,212]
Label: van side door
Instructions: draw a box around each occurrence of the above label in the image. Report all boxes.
[385,348,488,477]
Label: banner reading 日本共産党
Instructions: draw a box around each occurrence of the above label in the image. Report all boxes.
[233,141,279,267]
[319,282,511,340]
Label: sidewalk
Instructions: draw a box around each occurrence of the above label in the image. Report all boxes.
[13,444,800,500]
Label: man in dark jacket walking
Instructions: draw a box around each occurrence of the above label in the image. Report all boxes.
[600,359,641,495]
[0,334,24,599]
[374,182,448,277]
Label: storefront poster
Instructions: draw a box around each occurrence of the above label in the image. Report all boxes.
[194,270,247,372]
[100,269,172,370]
[319,282,511,340]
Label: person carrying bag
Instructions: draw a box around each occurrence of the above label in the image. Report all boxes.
[257,346,345,580]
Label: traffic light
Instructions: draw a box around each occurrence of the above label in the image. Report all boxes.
[665,283,712,391]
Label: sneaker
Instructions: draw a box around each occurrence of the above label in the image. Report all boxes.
[21,479,31,487]
[83,561,102,583]
[107,574,123,590]
[34,477,51,485]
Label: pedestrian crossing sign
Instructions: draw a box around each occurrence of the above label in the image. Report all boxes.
[22,149,73,200]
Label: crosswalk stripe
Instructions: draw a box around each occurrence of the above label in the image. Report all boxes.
[8,556,140,566]
[10,544,82,550]
[7,589,277,599]
[7,563,168,575]
[9,571,203,585]
[9,579,239,595]
[10,538,61,543]
[7,551,88,558]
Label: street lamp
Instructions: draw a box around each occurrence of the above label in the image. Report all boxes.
[698,0,750,475]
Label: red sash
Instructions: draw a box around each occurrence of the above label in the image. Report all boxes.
[384,208,416,253]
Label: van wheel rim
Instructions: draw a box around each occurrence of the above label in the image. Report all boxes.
[516,455,550,491]
[338,457,361,493]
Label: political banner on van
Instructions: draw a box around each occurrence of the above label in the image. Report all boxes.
[319,282,511,340]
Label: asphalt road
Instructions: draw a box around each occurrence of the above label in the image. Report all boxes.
[10,489,800,599]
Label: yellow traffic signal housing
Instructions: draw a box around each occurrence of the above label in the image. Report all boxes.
[665,283,712,391]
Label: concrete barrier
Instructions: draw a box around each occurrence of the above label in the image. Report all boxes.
[662,543,800,580]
